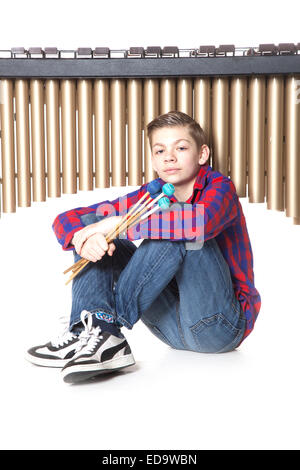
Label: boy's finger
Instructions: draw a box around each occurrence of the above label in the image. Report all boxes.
[80,250,96,263]
[75,234,87,254]
[108,242,116,255]
[101,239,109,252]
[82,247,101,263]
[88,242,105,257]
[75,242,81,255]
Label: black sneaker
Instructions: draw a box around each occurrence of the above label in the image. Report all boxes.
[61,310,135,383]
[26,319,80,368]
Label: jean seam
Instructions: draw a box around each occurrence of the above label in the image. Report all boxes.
[210,243,231,295]
[175,300,189,349]
[115,314,133,329]
[231,299,241,316]
[191,312,240,335]
[216,325,244,353]
[231,293,246,332]
[231,301,239,315]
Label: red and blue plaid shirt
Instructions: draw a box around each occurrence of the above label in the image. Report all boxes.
[52,163,261,342]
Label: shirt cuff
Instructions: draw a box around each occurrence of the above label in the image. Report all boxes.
[63,228,81,251]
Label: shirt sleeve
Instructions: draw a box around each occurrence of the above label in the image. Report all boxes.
[52,175,239,249]
[52,185,147,251]
[200,176,239,241]
[125,176,238,242]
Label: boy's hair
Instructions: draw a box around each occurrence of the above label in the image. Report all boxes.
[146,110,208,153]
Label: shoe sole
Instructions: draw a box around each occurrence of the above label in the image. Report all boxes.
[25,353,72,368]
[61,354,136,383]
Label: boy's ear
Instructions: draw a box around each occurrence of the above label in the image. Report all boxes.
[198,145,210,165]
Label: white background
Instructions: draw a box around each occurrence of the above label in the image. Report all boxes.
[0,0,300,451]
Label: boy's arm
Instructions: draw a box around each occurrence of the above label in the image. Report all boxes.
[70,215,124,255]
[52,201,100,251]
[53,175,238,248]
[52,186,147,251]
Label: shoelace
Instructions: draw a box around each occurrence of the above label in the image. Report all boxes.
[74,310,103,355]
[50,315,77,348]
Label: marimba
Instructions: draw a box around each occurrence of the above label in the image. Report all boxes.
[0,44,299,224]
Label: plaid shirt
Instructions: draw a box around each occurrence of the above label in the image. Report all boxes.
[52,163,261,342]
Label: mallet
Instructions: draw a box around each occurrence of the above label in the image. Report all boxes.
[64,182,174,285]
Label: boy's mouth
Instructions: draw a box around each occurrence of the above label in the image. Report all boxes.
[164,168,180,174]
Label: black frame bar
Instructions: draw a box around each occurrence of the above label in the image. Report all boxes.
[0,56,300,78]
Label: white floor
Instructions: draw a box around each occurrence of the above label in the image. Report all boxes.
[0,186,300,450]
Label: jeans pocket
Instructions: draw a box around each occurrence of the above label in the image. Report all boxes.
[190,312,242,353]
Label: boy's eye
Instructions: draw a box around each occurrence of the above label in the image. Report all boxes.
[155,147,187,155]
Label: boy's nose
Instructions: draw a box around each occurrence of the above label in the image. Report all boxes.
[164,152,176,161]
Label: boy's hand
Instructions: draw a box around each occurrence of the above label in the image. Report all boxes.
[79,233,116,262]
[72,216,122,254]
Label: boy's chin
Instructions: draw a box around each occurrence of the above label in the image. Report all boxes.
[161,174,181,183]
[157,171,179,179]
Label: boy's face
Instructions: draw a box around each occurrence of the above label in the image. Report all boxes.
[150,126,209,194]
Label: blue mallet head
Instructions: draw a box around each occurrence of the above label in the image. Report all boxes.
[147,180,162,197]
[152,191,161,199]
[162,183,175,197]
[158,197,171,210]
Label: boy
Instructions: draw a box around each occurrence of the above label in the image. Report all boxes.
[26,110,261,383]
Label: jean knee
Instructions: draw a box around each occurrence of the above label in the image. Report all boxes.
[139,238,186,260]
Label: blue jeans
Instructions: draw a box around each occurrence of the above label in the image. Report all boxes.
[69,213,246,353]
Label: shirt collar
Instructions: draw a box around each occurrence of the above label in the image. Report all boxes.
[192,162,210,192]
